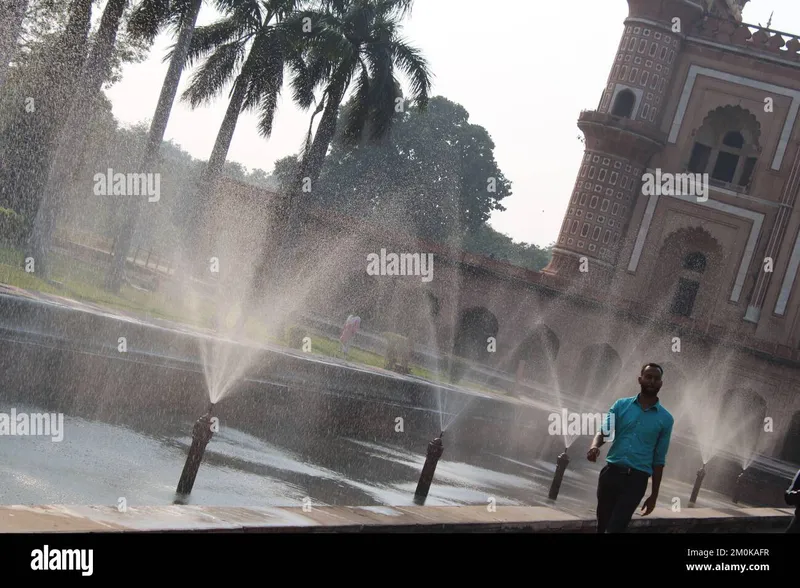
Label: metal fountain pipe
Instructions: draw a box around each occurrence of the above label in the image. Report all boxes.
[414,432,444,505]
[732,469,746,504]
[548,449,570,500]
[176,402,216,496]
[688,463,706,507]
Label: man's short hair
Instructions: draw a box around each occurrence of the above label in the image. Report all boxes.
[641,363,663,376]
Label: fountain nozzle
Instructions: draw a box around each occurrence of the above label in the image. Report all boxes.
[732,469,746,505]
[548,450,570,501]
[688,463,706,507]
[175,405,217,497]
[413,434,445,505]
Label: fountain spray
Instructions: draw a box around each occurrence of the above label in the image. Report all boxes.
[732,468,746,505]
[548,449,570,500]
[176,402,216,497]
[688,463,706,507]
[413,431,444,505]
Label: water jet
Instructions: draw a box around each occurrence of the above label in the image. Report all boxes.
[413,431,444,505]
[548,449,570,500]
[688,463,706,507]
[175,402,216,497]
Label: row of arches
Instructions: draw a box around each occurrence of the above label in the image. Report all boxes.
[312,270,799,465]
[450,307,800,465]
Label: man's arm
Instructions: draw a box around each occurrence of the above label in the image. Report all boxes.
[651,421,673,499]
[591,400,617,449]
[651,465,664,498]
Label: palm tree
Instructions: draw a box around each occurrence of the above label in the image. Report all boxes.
[253,0,430,292]
[175,0,310,264]
[0,0,29,89]
[105,0,205,293]
[289,0,431,208]
[28,0,129,278]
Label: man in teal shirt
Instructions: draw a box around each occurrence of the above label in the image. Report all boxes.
[587,363,674,533]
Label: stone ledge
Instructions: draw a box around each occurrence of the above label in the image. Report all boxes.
[0,505,792,533]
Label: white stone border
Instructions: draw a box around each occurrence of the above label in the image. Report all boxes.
[668,65,800,170]
[627,174,764,306]
[775,230,800,315]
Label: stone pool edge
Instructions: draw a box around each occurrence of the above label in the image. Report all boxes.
[0,504,792,533]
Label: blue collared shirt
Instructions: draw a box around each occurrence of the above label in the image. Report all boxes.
[602,394,673,476]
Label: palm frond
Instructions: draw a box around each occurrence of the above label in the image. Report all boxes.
[181,41,247,108]
[240,26,287,137]
[374,0,415,21]
[171,13,254,68]
[389,37,431,106]
[340,64,370,145]
[126,0,171,43]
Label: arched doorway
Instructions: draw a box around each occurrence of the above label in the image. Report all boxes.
[720,389,766,463]
[780,411,800,465]
[570,343,622,400]
[453,307,499,364]
[647,226,723,319]
[509,324,559,386]
[658,363,689,433]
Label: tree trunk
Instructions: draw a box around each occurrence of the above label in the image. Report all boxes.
[182,75,249,269]
[105,0,203,293]
[0,0,29,90]
[271,79,346,285]
[27,0,127,278]
[293,80,347,205]
[2,0,92,235]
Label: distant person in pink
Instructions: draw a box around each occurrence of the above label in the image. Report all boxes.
[340,315,361,358]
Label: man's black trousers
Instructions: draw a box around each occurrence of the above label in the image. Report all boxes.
[596,463,650,533]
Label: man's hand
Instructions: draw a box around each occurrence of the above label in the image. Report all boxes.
[640,495,657,516]
[587,447,600,462]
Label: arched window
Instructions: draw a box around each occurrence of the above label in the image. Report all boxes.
[611,89,636,118]
[670,252,708,316]
[670,278,699,316]
[686,106,760,190]
[683,252,706,273]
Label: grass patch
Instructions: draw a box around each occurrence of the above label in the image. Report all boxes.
[0,247,511,398]
[0,246,206,325]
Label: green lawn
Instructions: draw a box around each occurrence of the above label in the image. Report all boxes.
[0,246,510,397]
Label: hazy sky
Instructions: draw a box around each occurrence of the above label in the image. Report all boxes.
[105,0,798,248]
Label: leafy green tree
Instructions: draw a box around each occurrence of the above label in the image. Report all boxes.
[25,0,149,276]
[286,0,431,218]
[0,0,30,89]
[308,96,511,242]
[0,0,94,237]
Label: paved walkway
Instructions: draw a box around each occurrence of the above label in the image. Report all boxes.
[0,504,792,533]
